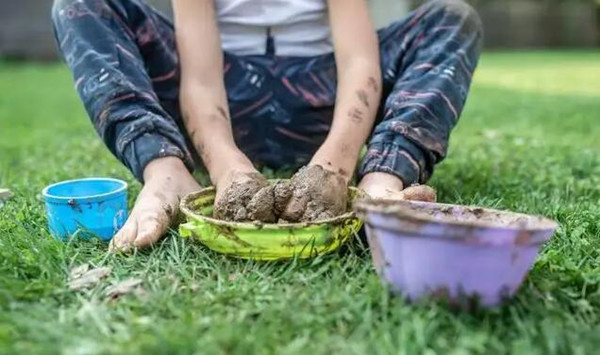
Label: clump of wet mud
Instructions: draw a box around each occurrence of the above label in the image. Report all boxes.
[213,173,277,223]
[273,180,293,219]
[214,166,348,224]
[279,165,348,223]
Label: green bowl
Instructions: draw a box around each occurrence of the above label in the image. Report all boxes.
[179,183,364,260]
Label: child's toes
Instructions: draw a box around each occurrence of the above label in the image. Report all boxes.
[133,212,169,248]
[110,219,138,252]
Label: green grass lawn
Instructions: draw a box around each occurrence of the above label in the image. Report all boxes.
[1,51,600,354]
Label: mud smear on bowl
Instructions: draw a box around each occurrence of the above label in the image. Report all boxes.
[356,199,559,307]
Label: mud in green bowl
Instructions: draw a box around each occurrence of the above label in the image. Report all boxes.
[179,184,364,260]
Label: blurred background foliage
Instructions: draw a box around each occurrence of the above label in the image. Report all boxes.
[0,0,598,61]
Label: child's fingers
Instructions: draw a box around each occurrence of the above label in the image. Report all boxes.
[281,191,309,222]
[247,185,277,222]
[400,185,437,202]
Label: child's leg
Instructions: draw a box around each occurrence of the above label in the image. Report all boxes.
[51,0,200,249]
[360,0,483,187]
[52,0,193,180]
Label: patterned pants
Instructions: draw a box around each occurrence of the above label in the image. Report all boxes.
[51,0,482,184]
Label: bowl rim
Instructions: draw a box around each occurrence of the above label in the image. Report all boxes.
[355,199,558,232]
[42,177,128,204]
[179,185,361,230]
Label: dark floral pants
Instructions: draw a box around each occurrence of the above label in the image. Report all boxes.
[52,0,482,184]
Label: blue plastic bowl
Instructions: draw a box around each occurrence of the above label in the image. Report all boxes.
[42,178,128,241]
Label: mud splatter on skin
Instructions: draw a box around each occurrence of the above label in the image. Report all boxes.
[368,76,379,92]
[348,108,364,124]
[217,106,229,121]
[153,191,167,202]
[163,204,174,218]
[181,108,191,125]
[194,142,205,156]
[194,142,211,165]
[188,130,197,143]
[356,90,370,108]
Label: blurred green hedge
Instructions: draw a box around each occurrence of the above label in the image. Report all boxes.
[466,0,598,3]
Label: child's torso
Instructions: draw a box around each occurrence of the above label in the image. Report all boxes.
[216,0,333,57]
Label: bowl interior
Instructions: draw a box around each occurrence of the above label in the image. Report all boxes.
[43,178,127,200]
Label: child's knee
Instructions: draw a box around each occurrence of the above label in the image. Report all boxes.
[51,0,84,20]
[51,0,68,24]
[51,0,91,28]
[427,0,483,34]
[51,0,125,25]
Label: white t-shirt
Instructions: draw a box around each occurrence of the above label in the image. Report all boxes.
[215,0,333,56]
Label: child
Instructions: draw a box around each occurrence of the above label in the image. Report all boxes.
[51,0,482,250]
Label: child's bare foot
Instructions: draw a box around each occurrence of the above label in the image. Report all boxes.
[109,157,201,252]
[358,172,437,202]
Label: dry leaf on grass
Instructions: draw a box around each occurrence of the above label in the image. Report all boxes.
[69,263,90,279]
[0,188,12,208]
[104,278,143,300]
[482,130,499,139]
[0,188,12,200]
[68,265,112,291]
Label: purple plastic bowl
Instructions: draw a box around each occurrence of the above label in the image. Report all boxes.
[355,200,558,307]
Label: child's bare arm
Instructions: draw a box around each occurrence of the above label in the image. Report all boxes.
[281,0,382,220]
[310,0,382,181]
[173,0,255,185]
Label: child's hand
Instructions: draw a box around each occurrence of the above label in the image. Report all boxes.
[214,170,277,222]
[358,172,436,202]
[279,165,348,222]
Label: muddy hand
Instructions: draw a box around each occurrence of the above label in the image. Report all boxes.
[280,165,348,223]
[214,171,277,222]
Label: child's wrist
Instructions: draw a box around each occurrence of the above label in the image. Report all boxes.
[311,139,362,180]
[143,156,189,182]
[310,153,355,184]
[206,146,256,186]
[359,172,404,190]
